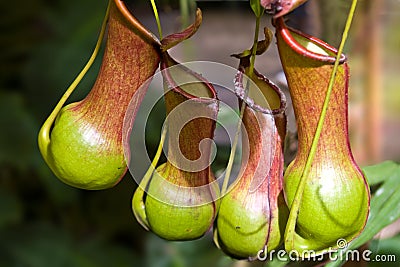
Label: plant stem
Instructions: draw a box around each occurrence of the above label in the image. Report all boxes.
[141,125,167,189]
[248,10,263,78]
[284,0,359,250]
[38,0,110,159]
[150,0,163,39]
[180,0,189,28]
[221,12,263,195]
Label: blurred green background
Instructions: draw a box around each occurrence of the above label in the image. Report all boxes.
[1,0,399,266]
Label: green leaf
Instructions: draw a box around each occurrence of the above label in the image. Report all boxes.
[250,0,263,17]
[362,161,398,186]
[368,235,400,267]
[367,171,400,231]
[326,162,400,267]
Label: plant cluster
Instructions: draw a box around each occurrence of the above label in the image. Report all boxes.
[37,0,399,265]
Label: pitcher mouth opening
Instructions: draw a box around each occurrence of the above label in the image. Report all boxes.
[274,17,347,64]
[160,53,217,102]
[234,67,286,116]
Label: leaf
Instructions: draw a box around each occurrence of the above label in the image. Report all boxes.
[362,161,398,186]
[367,168,400,231]
[326,162,400,267]
[368,235,400,267]
[160,8,202,51]
[250,0,263,17]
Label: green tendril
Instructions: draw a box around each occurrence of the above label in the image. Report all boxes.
[150,0,163,39]
[132,125,167,230]
[38,0,110,161]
